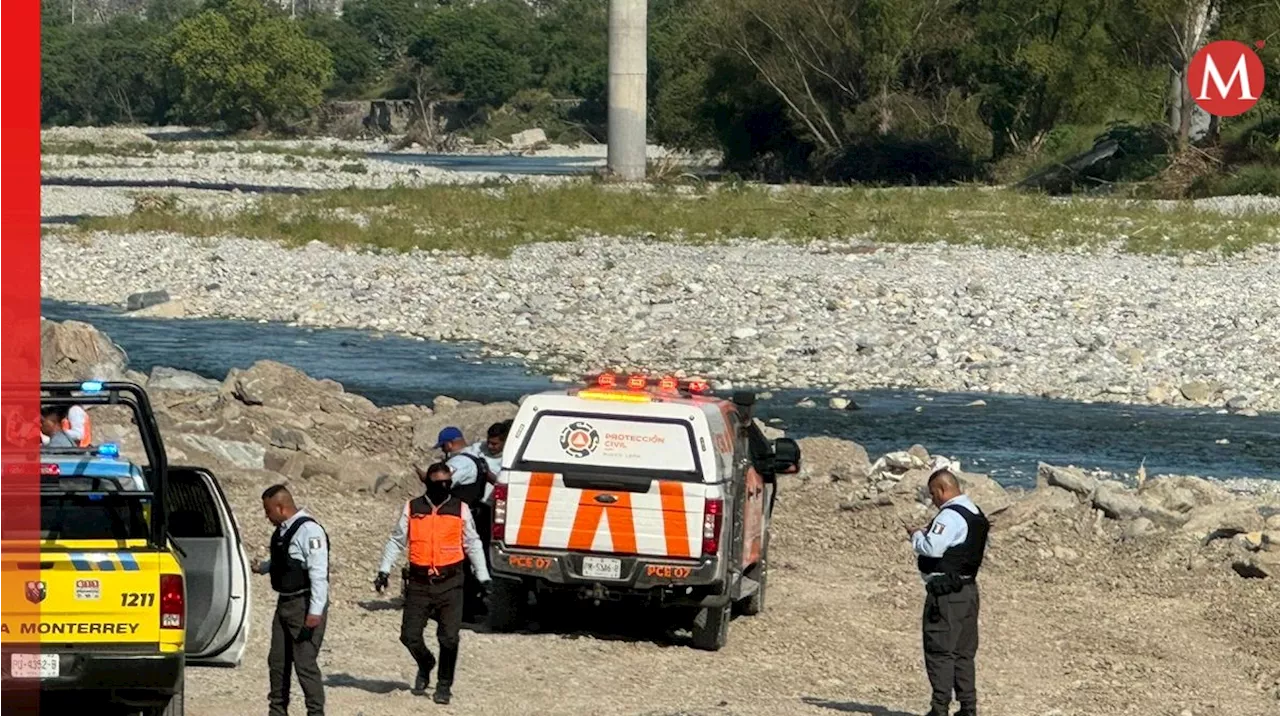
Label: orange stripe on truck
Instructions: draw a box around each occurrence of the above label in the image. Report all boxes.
[515,472,556,547]
[568,491,638,554]
[658,482,691,558]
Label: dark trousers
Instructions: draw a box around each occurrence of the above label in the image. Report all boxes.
[269,593,327,716]
[463,503,492,618]
[922,582,979,712]
[399,573,464,688]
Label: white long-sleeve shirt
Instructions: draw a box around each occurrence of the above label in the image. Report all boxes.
[911,494,981,582]
[378,498,490,581]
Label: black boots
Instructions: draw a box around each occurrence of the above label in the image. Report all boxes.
[923,704,976,716]
[432,685,452,705]
[412,652,436,696]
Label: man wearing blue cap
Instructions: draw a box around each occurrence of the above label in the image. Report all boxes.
[432,426,496,621]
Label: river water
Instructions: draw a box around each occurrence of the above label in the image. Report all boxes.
[43,300,1279,488]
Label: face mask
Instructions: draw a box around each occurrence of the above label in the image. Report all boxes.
[425,480,452,502]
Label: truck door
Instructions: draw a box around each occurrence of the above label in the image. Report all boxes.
[164,467,251,667]
[730,415,765,568]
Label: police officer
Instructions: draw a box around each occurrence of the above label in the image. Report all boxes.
[905,461,989,716]
[375,461,490,705]
[253,484,330,716]
[432,425,497,621]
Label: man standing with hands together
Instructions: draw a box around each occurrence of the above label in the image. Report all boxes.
[253,484,331,716]
[905,459,989,716]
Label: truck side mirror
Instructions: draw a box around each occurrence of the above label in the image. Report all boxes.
[771,437,801,475]
[732,391,756,422]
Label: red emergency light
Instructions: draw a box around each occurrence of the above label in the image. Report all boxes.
[40,463,60,476]
[583,372,712,396]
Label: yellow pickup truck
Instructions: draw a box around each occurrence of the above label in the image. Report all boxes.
[1,382,252,715]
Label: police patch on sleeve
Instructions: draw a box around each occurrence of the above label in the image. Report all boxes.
[932,523,946,535]
[308,537,323,551]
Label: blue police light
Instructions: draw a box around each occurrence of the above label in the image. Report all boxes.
[87,493,104,501]
[98,443,120,458]
[81,381,105,393]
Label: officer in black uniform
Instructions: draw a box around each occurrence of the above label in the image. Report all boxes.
[254,484,330,716]
[905,463,989,716]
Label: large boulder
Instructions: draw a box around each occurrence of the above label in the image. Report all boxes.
[223,361,376,416]
[1037,463,1097,498]
[1179,501,1266,541]
[1139,475,1233,514]
[174,433,266,471]
[1092,481,1144,520]
[993,484,1082,529]
[410,402,519,454]
[794,436,871,483]
[148,366,221,393]
[41,319,128,382]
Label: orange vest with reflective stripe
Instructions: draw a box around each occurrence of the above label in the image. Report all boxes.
[62,413,91,448]
[406,496,465,572]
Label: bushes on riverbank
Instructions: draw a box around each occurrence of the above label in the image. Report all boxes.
[77,183,1280,257]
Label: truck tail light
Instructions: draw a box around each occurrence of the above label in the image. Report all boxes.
[160,574,185,630]
[492,483,508,542]
[702,498,723,557]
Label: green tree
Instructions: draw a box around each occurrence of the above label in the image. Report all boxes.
[1106,0,1220,145]
[649,0,718,148]
[303,14,380,98]
[536,0,607,102]
[168,0,334,131]
[42,17,174,125]
[342,0,429,63]
[411,0,537,106]
[959,0,1152,158]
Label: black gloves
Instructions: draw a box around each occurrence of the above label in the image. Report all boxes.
[374,571,389,593]
[478,580,491,601]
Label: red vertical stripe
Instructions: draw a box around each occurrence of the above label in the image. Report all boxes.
[1,0,45,711]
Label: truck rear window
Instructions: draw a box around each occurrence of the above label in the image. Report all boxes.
[40,496,151,541]
[515,412,701,478]
[0,496,151,540]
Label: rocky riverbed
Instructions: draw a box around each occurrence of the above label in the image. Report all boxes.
[39,318,1280,715]
[41,229,1280,413]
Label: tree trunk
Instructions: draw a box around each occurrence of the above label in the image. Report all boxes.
[1168,67,1183,135]
[1178,82,1194,147]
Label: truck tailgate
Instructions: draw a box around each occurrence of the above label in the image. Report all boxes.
[2,547,163,645]
[505,471,705,558]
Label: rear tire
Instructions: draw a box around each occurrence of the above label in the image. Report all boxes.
[487,578,527,632]
[740,529,770,616]
[691,600,731,651]
[144,671,183,716]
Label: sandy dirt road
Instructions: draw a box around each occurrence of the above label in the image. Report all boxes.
[185,473,1280,716]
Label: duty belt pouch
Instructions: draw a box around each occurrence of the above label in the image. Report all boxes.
[926,573,964,597]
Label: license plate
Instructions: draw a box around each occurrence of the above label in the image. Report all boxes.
[10,653,59,679]
[581,556,621,580]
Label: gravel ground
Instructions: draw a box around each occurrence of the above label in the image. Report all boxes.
[41,232,1280,413]
[183,468,1280,716]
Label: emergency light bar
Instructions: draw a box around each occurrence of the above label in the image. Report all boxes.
[98,443,120,458]
[582,372,711,396]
